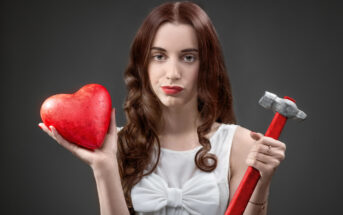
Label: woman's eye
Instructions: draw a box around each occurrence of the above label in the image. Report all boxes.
[183,55,196,63]
[152,54,166,61]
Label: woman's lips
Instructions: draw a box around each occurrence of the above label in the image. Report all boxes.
[161,86,184,95]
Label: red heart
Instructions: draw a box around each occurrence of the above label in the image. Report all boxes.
[40,83,112,149]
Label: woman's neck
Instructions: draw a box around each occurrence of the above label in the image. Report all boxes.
[158,97,201,149]
[161,106,200,136]
[157,99,221,150]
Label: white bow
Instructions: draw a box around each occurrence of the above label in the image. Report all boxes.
[131,172,220,214]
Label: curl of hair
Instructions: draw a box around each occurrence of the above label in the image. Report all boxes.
[117,1,236,211]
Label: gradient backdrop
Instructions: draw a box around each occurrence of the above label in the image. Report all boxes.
[2,0,342,214]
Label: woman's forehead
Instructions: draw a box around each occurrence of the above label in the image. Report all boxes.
[151,22,198,51]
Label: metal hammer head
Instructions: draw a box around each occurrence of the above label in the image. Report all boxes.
[259,91,307,120]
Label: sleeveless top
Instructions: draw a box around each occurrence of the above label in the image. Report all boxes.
[119,123,238,215]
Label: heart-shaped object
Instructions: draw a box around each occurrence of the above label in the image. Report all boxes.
[40,83,112,149]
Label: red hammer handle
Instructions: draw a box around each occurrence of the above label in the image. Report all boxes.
[225,96,294,215]
[224,166,261,215]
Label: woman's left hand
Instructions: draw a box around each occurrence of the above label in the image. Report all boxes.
[246,131,286,183]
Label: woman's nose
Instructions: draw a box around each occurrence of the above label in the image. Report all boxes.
[166,60,181,80]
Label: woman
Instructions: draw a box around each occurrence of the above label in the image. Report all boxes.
[39,2,286,215]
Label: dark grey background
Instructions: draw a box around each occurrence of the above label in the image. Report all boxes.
[2,0,342,214]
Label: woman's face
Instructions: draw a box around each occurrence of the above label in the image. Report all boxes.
[148,22,200,109]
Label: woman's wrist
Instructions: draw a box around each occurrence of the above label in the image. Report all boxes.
[249,179,271,204]
[258,176,272,189]
[91,156,118,177]
[248,199,268,211]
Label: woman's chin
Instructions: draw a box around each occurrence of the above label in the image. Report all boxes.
[161,101,183,108]
[160,98,184,108]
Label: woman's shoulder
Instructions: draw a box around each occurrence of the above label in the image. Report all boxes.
[232,125,254,145]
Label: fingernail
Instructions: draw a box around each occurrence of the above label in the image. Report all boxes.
[38,124,42,130]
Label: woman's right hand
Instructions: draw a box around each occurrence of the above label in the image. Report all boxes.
[38,108,119,170]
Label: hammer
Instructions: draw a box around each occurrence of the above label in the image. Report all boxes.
[225,91,307,215]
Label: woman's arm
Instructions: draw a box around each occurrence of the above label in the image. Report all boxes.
[229,126,286,215]
[92,157,130,215]
[39,108,130,215]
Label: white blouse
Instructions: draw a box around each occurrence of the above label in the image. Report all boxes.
[121,123,238,215]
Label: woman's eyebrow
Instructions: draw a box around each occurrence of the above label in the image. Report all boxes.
[150,47,166,52]
[150,47,198,53]
[181,48,198,53]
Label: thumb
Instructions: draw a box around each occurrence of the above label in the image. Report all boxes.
[108,108,117,135]
[250,131,263,141]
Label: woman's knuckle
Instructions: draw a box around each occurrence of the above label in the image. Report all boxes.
[280,152,286,160]
[252,159,258,166]
[266,165,273,172]
[246,158,254,166]
[249,151,257,158]
[255,144,263,152]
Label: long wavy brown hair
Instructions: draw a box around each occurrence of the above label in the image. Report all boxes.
[117,1,236,211]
